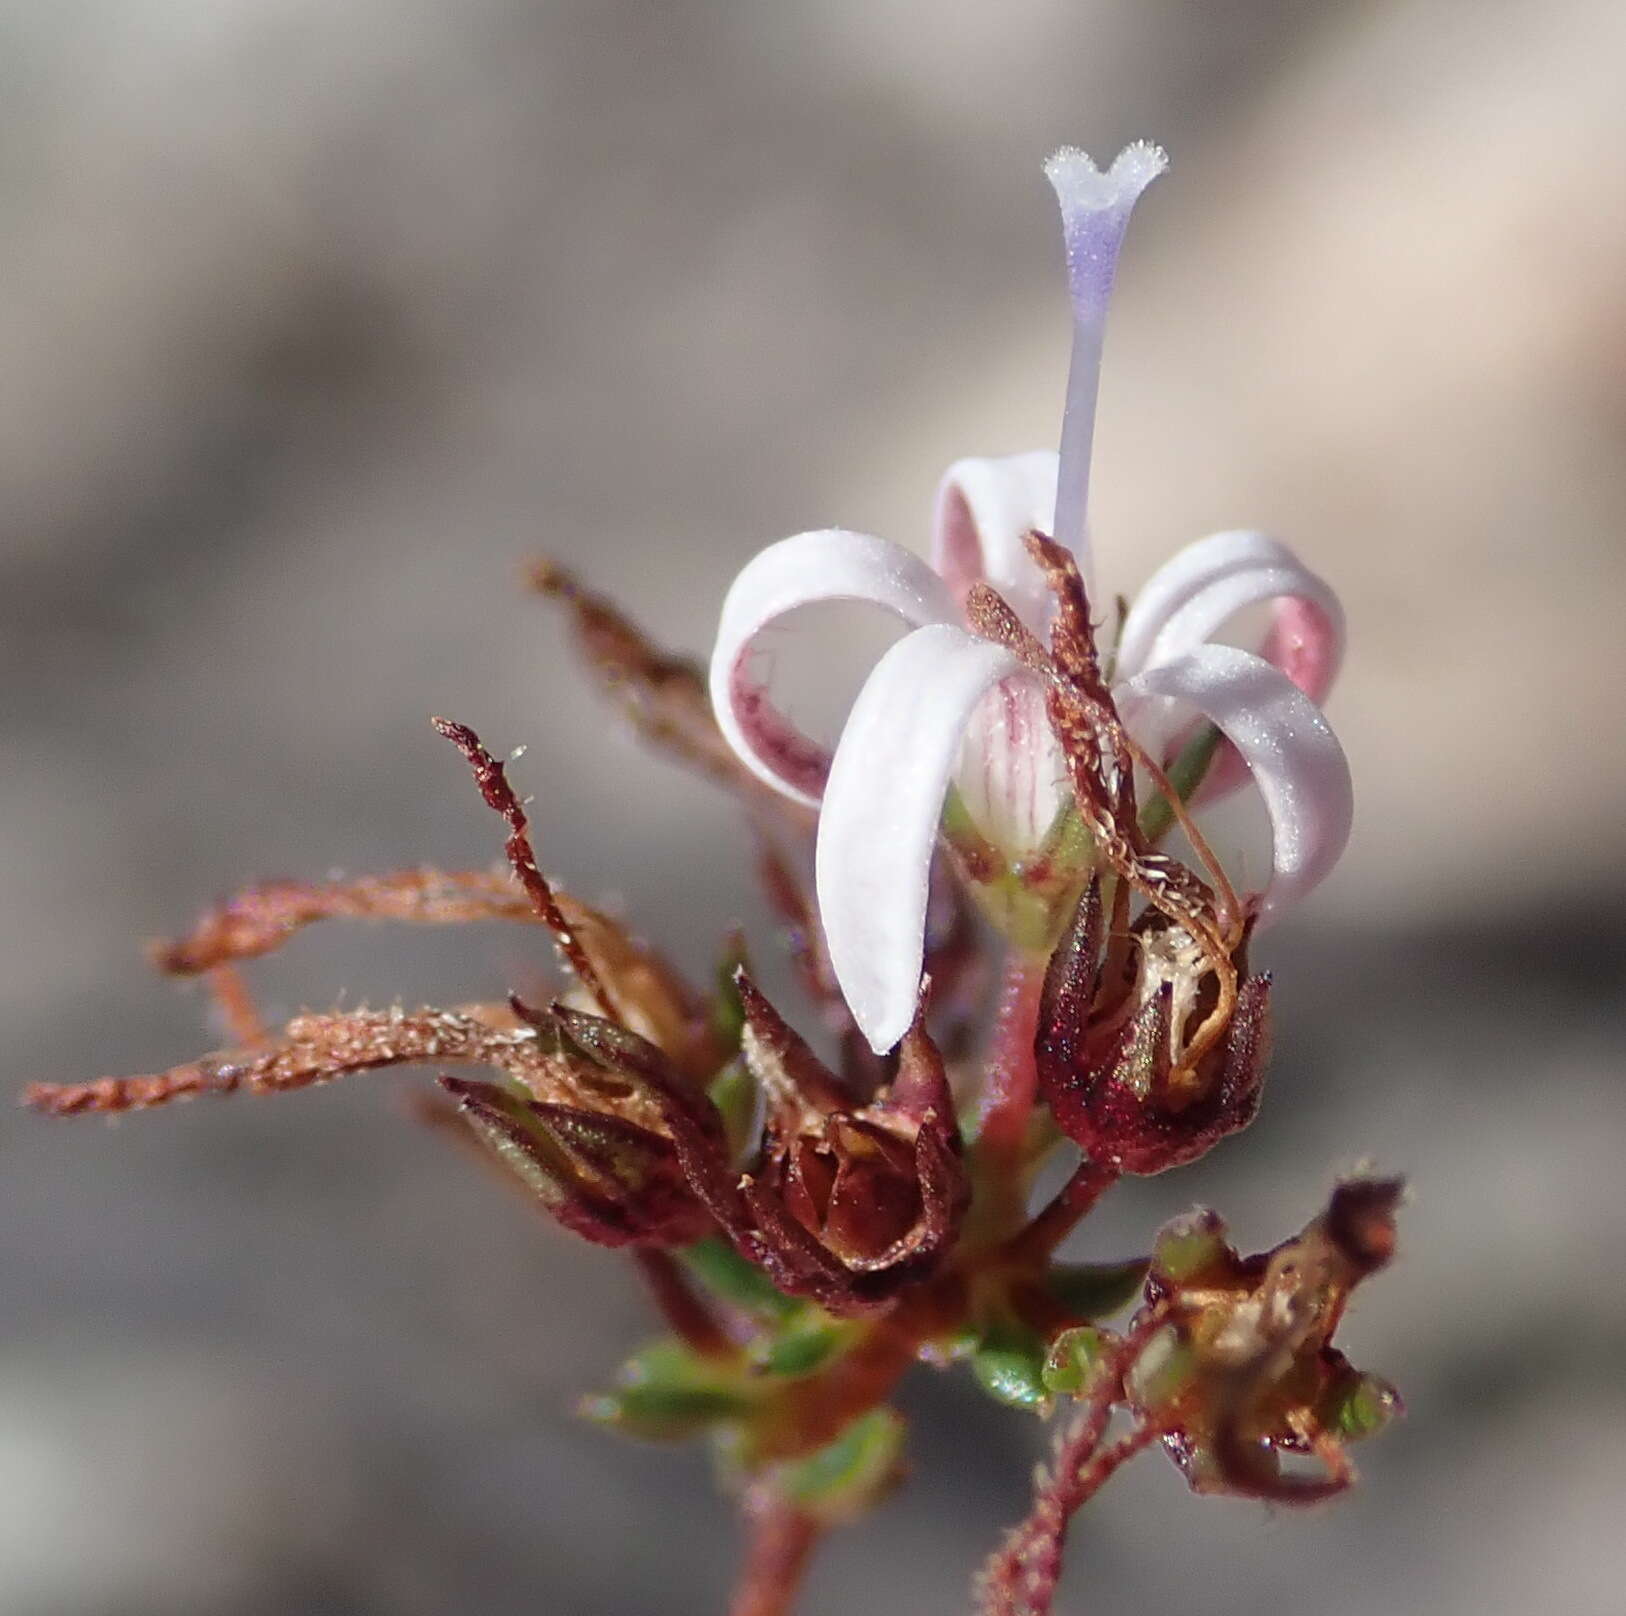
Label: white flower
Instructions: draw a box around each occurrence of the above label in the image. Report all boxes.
[709,145,1352,1055]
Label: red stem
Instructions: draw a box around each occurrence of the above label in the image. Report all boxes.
[976,958,1045,1164]
[631,1249,735,1359]
[978,1307,1168,1616]
[730,1487,823,1616]
[1004,1156,1119,1266]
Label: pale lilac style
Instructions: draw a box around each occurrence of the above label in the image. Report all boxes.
[709,145,1352,1054]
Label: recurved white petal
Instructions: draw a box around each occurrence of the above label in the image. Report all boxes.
[815,623,1028,1053]
[1119,645,1352,924]
[1118,531,1289,672]
[932,451,1059,630]
[1116,530,1343,699]
[709,530,957,804]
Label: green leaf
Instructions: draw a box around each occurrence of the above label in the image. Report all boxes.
[712,941,748,1051]
[1041,1325,1110,1397]
[752,1313,855,1379]
[706,1060,758,1160]
[581,1383,755,1441]
[582,1339,757,1442]
[680,1235,799,1321]
[779,1409,905,1521]
[969,1321,1051,1413]
[1044,1256,1149,1320]
[1139,722,1223,844]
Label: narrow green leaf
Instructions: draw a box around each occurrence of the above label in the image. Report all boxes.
[581,1383,755,1441]
[583,1338,757,1442]
[780,1409,905,1519]
[753,1315,854,1378]
[1044,1256,1150,1321]
[706,1059,758,1160]
[680,1235,799,1321]
[1139,722,1223,844]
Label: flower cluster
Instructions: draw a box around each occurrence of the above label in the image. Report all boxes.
[28,144,1397,1616]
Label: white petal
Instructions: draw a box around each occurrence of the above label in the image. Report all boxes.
[1117,530,1343,698]
[953,675,1068,856]
[1117,530,1291,674]
[709,530,957,804]
[1044,142,1167,578]
[1146,566,1344,703]
[932,452,1059,631]
[816,624,1028,1052]
[1119,646,1352,924]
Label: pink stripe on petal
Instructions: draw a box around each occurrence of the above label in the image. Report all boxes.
[815,624,1029,1053]
[932,452,1059,631]
[709,530,957,805]
[1120,645,1353,925]
[954,675,1067,855]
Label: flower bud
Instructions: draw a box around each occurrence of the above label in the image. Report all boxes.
[442,1075,712,1248]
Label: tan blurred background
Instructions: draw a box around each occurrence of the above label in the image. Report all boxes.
[4,2,1624,1612]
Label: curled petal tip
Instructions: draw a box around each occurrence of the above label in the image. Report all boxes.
[708,529,957,805]
[1117,528,1346,705]
[1120,645,1352,923]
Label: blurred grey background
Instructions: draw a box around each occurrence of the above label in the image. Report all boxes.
[4,2,1624,1612]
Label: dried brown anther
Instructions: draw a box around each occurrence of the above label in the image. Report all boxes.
[973,534,1247,1087]
[530,558,772,796]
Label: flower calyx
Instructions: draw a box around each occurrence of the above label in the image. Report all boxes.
[731,972,970,1314]
[1034,876,1272,1175]
[440,996,726,1249]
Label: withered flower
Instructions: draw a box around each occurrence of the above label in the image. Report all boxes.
[1035,876,1273,1175]
[980,1180,1402,1616]
[730,974,968,1312]
[1133,1178,1405,1501]
[439,998,724,1251]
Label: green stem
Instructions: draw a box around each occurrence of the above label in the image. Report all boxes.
[1138,722,1223,844]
